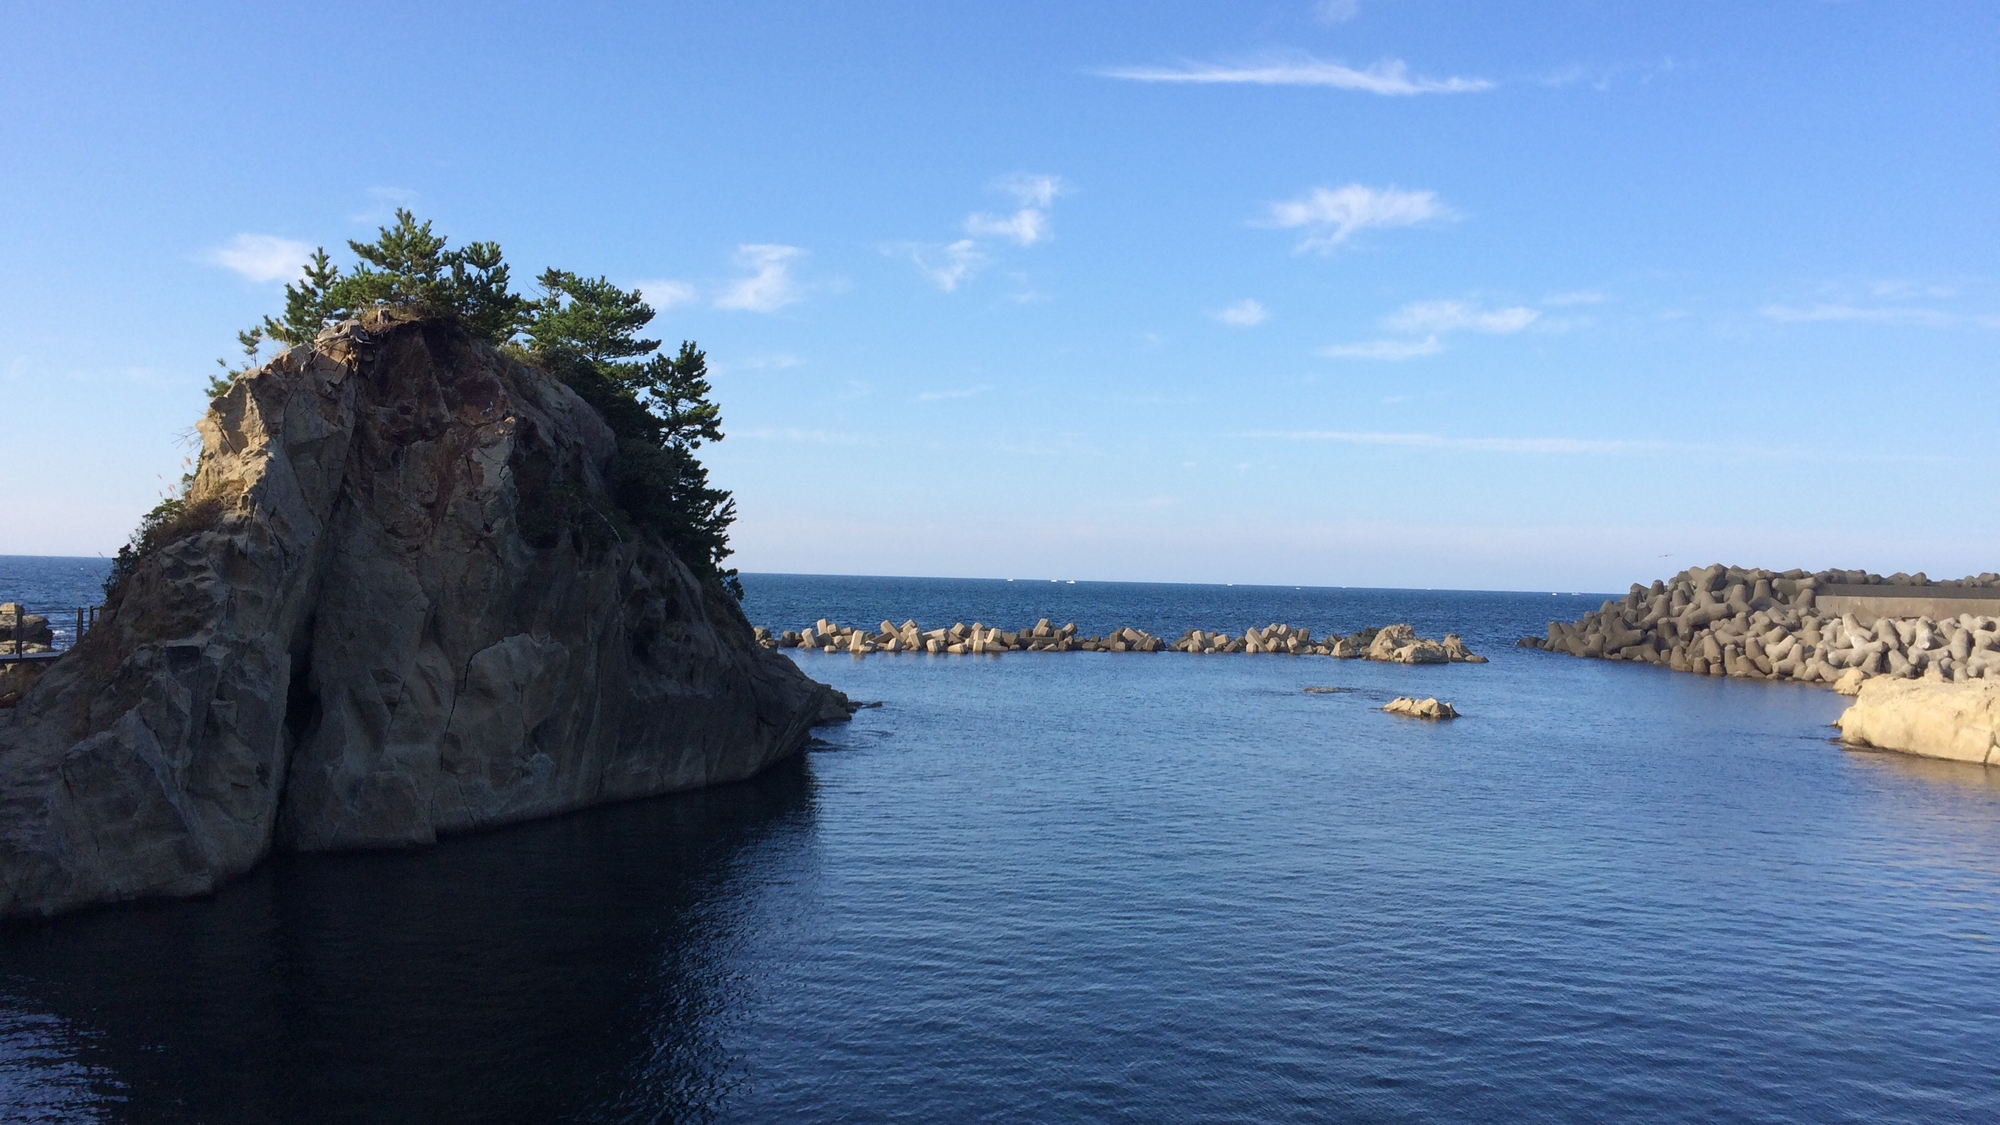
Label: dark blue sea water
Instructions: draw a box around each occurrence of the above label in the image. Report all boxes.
[0,557,111,650]
[3,568,1998,1123]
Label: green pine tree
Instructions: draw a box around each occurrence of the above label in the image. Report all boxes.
[208,214,740,594]
[526,276,739,594]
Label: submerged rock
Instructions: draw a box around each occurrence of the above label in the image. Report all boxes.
[0,312,836,920]
[1837,679,2000,766]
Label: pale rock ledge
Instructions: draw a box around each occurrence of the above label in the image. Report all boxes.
[1836,679,2000,766]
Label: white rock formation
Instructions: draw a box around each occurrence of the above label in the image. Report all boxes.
[1837,679,2000,766]
[1383,697,1458,719]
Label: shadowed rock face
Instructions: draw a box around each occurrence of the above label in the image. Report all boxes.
[0,312,834,919]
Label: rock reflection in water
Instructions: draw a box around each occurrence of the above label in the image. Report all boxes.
[0,756,817,1124]
[1844,745,2000,795]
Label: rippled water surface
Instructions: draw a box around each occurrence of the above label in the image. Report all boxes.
[3,569,1999,1122]
[0,556,110,649]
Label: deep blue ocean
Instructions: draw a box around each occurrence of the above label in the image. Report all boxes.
[2,562,1998,1123]
[0,556,111,649]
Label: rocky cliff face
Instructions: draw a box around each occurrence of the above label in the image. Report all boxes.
[0,312,836,919]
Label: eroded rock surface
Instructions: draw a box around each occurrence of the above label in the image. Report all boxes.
[1837,679,2000,766]
[1383,697,1458,720]
[0,312,835,919]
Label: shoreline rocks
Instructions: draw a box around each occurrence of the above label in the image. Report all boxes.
[0,604,55,662]
[1521,564,2000,692]
[757,618,1485,663]
[0,604,61,710]
[1836,679,2000,766]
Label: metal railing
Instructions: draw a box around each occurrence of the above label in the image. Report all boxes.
[1,605,102,663]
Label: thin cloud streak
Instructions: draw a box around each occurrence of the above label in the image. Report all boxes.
[891,239,988,292]
[1313,0,1361,24]
[1216,299,1268,327]
[1265,184,1455,253]
[915,384,992,402]
[964,209,1050,246]
[1386,300,1539,334]
[715,244,805,312]
[1542,290,1607,307]
[1252,430,1659,454]
[1317,337,1443,360]
[203,234,313,283]
[964,173,1067,247]
[633,279,696,308]
[896,173,1066,290]
[1100,55,1492,96]
[737,426,863,445]
[1760,303,1994,329]
[1243,430,1945,465]
[996,173,1067,208]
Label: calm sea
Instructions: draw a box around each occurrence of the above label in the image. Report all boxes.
[0,556,112,649]
[2,565,1997,1123]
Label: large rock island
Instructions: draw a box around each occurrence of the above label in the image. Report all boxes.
[0,312,838,920]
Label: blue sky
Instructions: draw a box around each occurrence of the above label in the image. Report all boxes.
[4,2,1995,590]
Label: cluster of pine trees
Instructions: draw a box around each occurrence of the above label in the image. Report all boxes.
[186,211,741,595]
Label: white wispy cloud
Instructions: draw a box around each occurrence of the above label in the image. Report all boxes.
[898,174,1068,291]
[965,173,1068,247]
[997,173,1067,209]
[1247,430,1661,454]
[915,384,992,402]
[1215,299,1269,327]
[715,244,805,312]
[633,279,696,308]
[202,234,313,283]
[890,239,988,292]
[737,426,864,445]
[1868,279,1956,299]
[1316,337,1443,360]
[1385,299,1539,334]
[1313,0,1361,24]
[1264,184,1455,253]
[1244,430,1944,465]
[1100,54,1492,96]
[349,186,419,225]
[1539,63,1616,91]
[964,209,1050,246]
[1542,290,1606,307]
[725,353,803,372]
[1759,303,1990,329]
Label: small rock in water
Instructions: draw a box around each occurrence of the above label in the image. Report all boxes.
[1302,686,1357,694]
[1382,696,1458,720]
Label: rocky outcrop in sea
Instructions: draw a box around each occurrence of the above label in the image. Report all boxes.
[0,604,54,655]
[1837,678,2000,766]
[759,618,1485,663]
[1522,564,2000,692]
[0,311,838,920]
[1382,696,1458,720]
